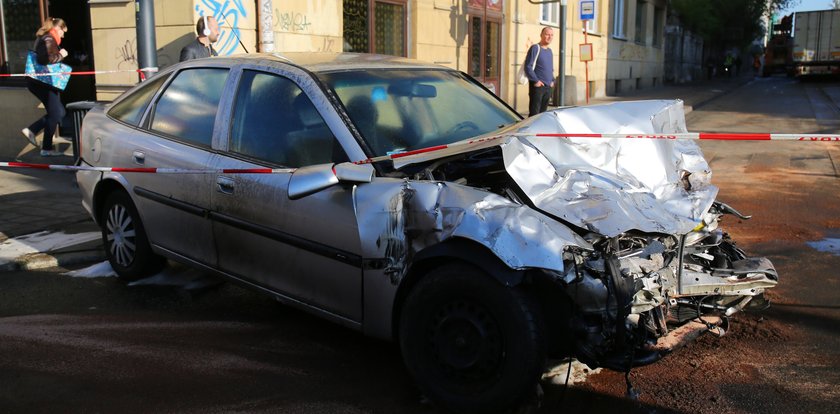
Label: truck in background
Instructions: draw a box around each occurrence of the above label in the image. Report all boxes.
[792,9,840,77]
[762,14,793,77]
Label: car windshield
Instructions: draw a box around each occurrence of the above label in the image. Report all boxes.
[318,69,520,157]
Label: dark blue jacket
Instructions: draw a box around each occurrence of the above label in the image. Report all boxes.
[524,44,554,85]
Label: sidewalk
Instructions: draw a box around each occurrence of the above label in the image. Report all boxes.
[0,86,105,271]
[0,73,757,272]
[576,72,755,114]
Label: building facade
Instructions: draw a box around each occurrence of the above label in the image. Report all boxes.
[0,0,670,112]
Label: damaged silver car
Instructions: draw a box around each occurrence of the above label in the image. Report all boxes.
[76,53,777,413]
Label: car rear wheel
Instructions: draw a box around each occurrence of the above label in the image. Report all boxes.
[100,191,165,280]
[399,263,545,413]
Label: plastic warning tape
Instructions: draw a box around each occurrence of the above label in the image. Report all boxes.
[355,132,840,165]
[0,67,159,78]
[4,132,839,172]
[534,132,840,141]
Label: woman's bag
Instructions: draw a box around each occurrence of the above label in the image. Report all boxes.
[25,50,71,90]
[517,45,540,85]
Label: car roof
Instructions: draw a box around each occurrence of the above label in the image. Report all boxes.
[184,52,453,73]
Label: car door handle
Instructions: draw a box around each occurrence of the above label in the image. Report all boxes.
[132,151,145,165]
[216,176,235,195]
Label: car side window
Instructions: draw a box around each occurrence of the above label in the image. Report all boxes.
[229,70,346,167]
[150,68,229,146]
[108,74,169,126]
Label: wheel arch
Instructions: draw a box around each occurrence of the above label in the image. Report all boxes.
[391,237,526,340]
[92,178,131,224]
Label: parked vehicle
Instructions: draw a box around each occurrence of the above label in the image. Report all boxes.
[762,14,793,77]
[792,9,840,77]
[76,53,777,413]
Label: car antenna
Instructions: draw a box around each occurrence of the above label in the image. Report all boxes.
[215,12,249,53]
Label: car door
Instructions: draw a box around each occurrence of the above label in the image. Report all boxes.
[127,67,230,267]
[209,68,363,323]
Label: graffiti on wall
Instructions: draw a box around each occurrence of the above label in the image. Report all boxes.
[195,0,248,56]
[113,37,178,72]
[275,9,312,32]
[116,39,137,69]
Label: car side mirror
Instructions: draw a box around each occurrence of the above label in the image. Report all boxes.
[288,162,374,200]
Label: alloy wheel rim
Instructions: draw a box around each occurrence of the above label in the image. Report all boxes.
[106,203,137,267]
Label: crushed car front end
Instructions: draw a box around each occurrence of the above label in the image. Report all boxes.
[372,99,778,369]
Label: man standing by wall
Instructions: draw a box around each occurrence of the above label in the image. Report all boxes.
[524,27,555,116]
[179,15,220,61]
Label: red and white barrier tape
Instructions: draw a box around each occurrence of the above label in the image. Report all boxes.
[3,132,839,173]
[355,132,840,165]
[535,132,840,141]
[0,68,158,78]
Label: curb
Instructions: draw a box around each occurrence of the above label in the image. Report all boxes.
[0,248,105,272]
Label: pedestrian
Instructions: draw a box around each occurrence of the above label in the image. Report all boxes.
[706,56,717,80]
[21,17,69,157]
[524,27,555,117]
[724,53,734,78]
[179,15,220,62]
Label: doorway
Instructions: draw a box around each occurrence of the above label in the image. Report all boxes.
[466,0,502,95]
[47,0,95,103]
[0,0,97,102]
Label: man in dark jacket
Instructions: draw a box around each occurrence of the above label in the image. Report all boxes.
[524,27,555,117]
[179,15,219,62]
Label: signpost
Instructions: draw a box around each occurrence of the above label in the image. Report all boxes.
[579,43,593,62]
[579,0,594,104]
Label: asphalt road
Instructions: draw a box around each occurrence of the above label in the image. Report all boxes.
[575,75,840,414]
[1,75,839,414]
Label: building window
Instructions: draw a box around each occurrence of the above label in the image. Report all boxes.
[634,0,646,44]
[343,0,407,57]
[652,6,663,47]
[613,0,627,39]
[540,2,559,26]
[0,0,42,76]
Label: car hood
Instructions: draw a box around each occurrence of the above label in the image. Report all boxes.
[391,100,718,237]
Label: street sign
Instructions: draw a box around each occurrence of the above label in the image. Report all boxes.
[579,43,593,62]
[580,0,595,20]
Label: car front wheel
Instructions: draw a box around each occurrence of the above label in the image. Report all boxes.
[100,191,165,280]
[399,263,545,413]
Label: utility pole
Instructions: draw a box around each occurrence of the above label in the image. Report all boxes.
[559,0,567,106]
[259,0,274,52]
[134,0,157,81]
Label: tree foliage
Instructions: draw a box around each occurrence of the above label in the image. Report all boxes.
[672,0,798,49]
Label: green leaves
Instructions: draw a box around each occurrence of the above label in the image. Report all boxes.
[672,0,797,49]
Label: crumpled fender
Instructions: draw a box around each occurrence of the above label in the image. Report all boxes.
[353,178,593,283]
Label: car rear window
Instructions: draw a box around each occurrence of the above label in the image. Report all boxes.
[107,74,169,126]
[150,68,229,147]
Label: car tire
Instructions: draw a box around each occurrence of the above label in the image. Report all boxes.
[399,263,545,414]
[100,191,165,281]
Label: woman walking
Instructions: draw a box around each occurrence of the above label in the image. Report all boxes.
[21,17,69,157]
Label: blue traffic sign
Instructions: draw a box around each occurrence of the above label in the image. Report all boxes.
[580,0,595,20]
